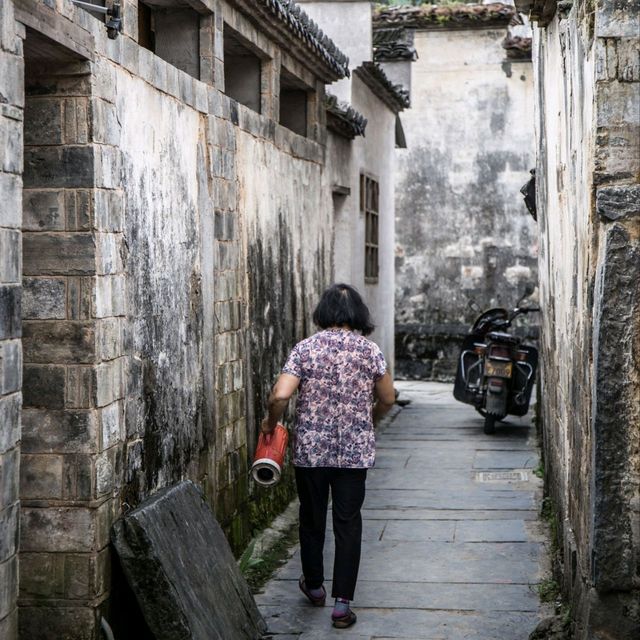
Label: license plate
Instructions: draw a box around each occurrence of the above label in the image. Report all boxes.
[485,360,513,378]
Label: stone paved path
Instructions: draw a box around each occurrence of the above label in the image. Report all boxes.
[257,381,551,639]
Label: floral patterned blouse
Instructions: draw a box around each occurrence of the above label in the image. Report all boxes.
[282,329,387,468]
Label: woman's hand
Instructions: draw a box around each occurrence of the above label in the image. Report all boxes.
[261,418,275,435]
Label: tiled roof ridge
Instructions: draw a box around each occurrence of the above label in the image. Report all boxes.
[258,0,350,78]
[355,61,411,114]
[373,27,418,61]
[502,34,532,59]
[373,3,518,29]
[324,94,368,138]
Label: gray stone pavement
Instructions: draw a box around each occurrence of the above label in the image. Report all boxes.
[256,381,551,639]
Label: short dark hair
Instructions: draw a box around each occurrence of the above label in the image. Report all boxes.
[312,284,375,335]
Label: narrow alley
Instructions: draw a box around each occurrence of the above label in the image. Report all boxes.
[258,382,550,640]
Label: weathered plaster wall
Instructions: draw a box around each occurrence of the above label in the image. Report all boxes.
[0,1,22,637]
[300,0,398,366]
[533,1,640,638]
[298,0,373,103]
[395,26,538,380]
[114,69,207,506]
[237,126,333,527]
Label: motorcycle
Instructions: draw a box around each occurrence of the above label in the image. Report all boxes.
[453,289,540,434]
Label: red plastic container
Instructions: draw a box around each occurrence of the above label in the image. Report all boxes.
[251,423,289,487]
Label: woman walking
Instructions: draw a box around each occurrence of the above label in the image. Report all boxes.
[261,284,395,629]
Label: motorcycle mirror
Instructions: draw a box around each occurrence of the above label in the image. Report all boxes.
[467,299,481,313]
[517,284,535,307]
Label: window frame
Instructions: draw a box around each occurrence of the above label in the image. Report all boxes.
[361,173,380,284]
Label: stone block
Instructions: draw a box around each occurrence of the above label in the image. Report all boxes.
[20,454,64,501]
[21,506,95,553]
[0,230,20,285]
[0,284,20,340]
[597,1,640,38]
[166,63,180,99]
[596,184,640,221]
[23,146,95,189]
[92,57,117,104]
[94,275,126,317]
[22,278,66,320]
[121,34,140,76]
[23,233,95,276]
[22,189,65,231]
[99,401,122,451]
[616,38,640,82]
[94,358,125,407]
[91,98,120,146]
[0,445,18,510]
[17,606,96,640]
[0,340,21,395]
[95,233,124,276]
[111,480,266,639]
[22,321,95,364]
[62,453,93,502]
[0,50,23,108]
[0,502,19,561]
[23,364,64,409]
[0,173,21,229]
[95,449,116,497]
[0,114,22,175]
[0,394,20,455]
[65,190,92,231]
[21,408,98,454]
[67,277,93,320]
[0,608,17,640]
[96,317,124,361]
[94,188,124,232]
[597,81,640,128]
[66,365,94,409]
[595,124,640,182]
[23,99,63,145]
[0,555,17,620]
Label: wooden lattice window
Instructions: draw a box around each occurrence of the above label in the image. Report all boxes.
[361,174,379,282]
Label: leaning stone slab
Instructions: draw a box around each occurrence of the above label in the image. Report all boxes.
[111,480,266,640]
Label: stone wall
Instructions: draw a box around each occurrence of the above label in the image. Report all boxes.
[0,0,355,636]
[394,25,538,380]
[532,0,640,637]
[0,0,22,636]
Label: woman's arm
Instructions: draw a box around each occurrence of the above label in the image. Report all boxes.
[373,371,395,424]
[261,373,300,434]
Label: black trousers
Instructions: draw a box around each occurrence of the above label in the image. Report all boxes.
[294,466,367,601]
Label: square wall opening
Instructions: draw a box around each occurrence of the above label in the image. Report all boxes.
[138,1,201,79]
[279,67,310,137]
[223,24,263,113]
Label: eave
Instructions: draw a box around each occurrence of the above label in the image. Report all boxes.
[373,3,518,32]
[354,62,410,115]
[514,0,558,27]
[229,0,350,82]
[324,94,368,140]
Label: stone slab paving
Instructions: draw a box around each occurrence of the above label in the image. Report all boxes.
[257,381,551,639]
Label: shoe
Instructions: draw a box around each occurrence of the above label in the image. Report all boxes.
[298,575,326,606]
[331,609,357,629]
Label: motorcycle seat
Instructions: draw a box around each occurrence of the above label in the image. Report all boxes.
[487,331,519,344]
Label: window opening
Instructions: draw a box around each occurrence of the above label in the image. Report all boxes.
[137,2,200,79]
[279,67,309,137]
[361,175,379,282]
[223,25,263,113]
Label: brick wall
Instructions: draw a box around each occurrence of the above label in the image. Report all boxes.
[0,1,22,638]
[18,59,121,636]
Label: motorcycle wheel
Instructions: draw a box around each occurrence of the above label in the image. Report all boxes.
[483,415,498,435]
